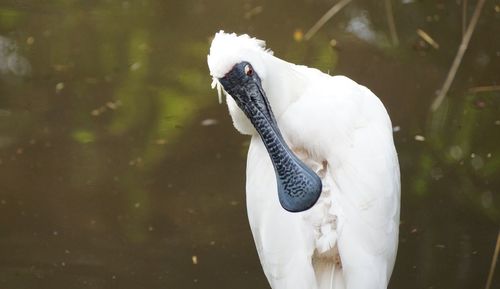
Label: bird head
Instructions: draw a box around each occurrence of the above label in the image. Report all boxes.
[207,31,272,136]
[207,31,321,212]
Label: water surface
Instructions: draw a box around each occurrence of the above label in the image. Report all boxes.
[0,1,499,288]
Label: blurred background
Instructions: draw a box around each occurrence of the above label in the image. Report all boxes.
[0,0,499,288]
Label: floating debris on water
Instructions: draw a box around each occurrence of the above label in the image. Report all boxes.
[416,29,439,49]
[91,100,122,116]
[449,145,463,160]
[329,38,338,48]
[26,36,35,45]
[414,135,425,141]
[130,62,141,71]
[469,85,500,93]
[155,139,167,145]
[129,157,143,166]
[191,255,198,265]
[393,126,401,132]
[201,118,218,126]
[91,108,104,116]
[293,29,304,42]
[55,82,64,93]
[106,101,119,110]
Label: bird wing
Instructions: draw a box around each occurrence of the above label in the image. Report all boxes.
[281,75,400,288]
[331,123,400,289]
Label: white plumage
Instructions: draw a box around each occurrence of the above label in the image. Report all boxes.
[208,31,400,289]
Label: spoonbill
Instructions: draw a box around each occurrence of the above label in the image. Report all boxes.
[207,31,400,289]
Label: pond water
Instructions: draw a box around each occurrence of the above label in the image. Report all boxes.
[0,0,499,288]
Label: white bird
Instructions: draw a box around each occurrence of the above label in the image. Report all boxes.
[207,31,400,289]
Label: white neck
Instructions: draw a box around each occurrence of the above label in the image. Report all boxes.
[261,54,308,119]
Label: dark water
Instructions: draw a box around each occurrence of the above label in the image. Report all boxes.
[0,0,499,288]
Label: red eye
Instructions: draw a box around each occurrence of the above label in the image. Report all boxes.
[245,65,253,76]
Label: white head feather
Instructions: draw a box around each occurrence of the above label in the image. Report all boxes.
[207,31,272,78]
[207,31,273,103]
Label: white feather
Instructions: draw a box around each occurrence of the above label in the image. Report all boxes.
[207,30,272,78]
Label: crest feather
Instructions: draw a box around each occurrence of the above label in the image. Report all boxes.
[207,31,272,78]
